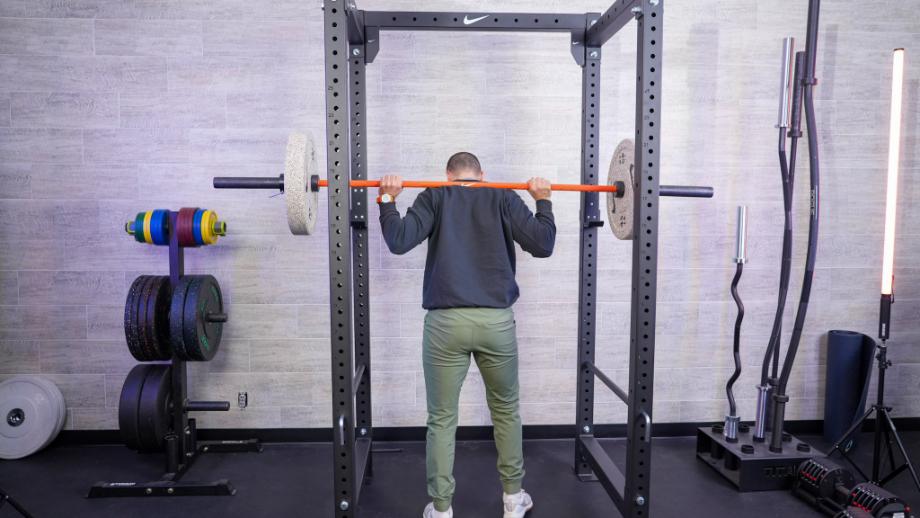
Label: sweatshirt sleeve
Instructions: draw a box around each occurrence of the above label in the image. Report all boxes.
[506,192,556,258]
[379,189,437,255]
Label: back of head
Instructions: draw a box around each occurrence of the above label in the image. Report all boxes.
[446,152,482,180]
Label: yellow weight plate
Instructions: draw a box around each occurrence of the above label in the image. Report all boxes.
[201,210,218,245]
[143,211,154,244]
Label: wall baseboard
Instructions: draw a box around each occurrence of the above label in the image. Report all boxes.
[55,418,920,446]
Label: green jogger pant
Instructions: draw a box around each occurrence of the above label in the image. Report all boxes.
[422,307,524,512]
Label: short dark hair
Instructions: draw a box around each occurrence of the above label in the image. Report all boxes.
[446,152,482,174]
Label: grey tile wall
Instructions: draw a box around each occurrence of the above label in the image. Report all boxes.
[0,0,917,431]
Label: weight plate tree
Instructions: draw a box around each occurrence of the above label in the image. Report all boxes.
[93,209,258,499]
[0,376,65,460]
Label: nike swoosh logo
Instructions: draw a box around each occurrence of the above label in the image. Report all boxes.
[463,15,489,25]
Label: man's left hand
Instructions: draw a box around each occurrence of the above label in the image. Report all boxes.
[380,175,404,198]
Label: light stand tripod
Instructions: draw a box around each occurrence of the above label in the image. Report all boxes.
[0,487,34,518]
[828,296,920,491]
[828,48,919,494]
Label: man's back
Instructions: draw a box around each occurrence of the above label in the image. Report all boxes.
[379,184,556,310]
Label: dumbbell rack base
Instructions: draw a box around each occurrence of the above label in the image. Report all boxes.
[696,425,817,492]
[88,211,261,499]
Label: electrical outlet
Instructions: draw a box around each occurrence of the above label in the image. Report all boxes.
[238,392,248,410]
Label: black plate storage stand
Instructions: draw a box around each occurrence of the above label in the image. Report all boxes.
[88,212,262,498]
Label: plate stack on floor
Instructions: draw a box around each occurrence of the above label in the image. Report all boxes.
[0,376,66,460]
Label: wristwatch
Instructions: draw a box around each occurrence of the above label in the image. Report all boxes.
[377,194,395,204]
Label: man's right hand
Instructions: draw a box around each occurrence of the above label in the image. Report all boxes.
[527,177,552,201]
[380,175,404,199]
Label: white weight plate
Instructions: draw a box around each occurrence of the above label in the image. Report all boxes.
[32,376,65,448]
[0,376,60,459]
[607,138,636,240]
[285,132,319,236]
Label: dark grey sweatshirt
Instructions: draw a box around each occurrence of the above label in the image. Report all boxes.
[379,183,556,310]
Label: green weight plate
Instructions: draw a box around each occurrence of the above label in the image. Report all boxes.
[118,364,148,451]
[144,276,172,361]
[182,275,224,362]
[133,213,146,243]
[169,277,195,361]
[124,276,150,361]
[137,364,171,452]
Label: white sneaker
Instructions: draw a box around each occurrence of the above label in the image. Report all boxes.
[423,502,453,518]
[502,490,534,518]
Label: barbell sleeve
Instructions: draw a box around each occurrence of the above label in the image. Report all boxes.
[735,205,748,264]
[659,185,714,198]
[776,37,795,129]
[206,312,229,323]
[213,175,285,190]
[186,401,232,412]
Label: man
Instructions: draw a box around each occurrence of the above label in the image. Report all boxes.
[377,152,556,518]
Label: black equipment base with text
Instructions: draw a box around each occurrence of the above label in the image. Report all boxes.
[696,425,816,492]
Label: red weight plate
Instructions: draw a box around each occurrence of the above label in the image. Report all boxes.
[177,207,197,248]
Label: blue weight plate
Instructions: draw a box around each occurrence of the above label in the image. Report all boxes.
[192,209,204,246]
[150,210,169,246]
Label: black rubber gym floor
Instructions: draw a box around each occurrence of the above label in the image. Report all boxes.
[2,433,919,517]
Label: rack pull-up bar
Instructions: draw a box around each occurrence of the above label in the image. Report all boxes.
[213,175,714,198]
